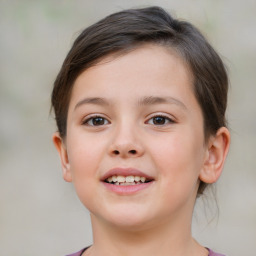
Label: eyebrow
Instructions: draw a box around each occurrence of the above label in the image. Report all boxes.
[138,96,187,110]
[74,97,110,110]
[74,96,187,111]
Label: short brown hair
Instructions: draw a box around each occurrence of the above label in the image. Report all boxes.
[51,6,229,195]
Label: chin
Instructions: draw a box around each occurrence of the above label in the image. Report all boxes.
[100,205,159,231]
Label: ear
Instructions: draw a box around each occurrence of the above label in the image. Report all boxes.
[52,132,72,182]
[199,127,230,184]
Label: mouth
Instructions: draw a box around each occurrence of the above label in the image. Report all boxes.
[102,168,154,194]
[101,168,154,186]
[104,175,153,186]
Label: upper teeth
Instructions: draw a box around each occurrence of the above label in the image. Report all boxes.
[106,175,147,183]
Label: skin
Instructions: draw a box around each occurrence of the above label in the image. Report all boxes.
[53,44,230,256]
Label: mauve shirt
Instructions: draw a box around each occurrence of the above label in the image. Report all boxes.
[66,247,226,256]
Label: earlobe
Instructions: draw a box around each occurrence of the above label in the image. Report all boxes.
[52,132,72,182]
[199,127,230,184]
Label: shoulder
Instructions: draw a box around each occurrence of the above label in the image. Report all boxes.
[208,248,226,256]
[65,247,87,256]
[65,247,226,256]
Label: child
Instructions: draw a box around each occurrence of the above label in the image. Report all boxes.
[51,6,230,256]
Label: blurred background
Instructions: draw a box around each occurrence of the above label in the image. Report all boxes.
[0,0,255,255]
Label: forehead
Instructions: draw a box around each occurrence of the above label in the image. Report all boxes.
[68,44,198,112]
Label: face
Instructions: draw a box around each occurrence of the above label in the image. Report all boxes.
[54,45,216,230]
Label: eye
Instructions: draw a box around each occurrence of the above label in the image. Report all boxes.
[83,116,110,126]
[147,115,174,125]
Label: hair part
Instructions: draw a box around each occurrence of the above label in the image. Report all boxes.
[51,6,229,195]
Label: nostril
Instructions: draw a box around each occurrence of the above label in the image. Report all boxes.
[111,149,138,156]
[113,150,119,155]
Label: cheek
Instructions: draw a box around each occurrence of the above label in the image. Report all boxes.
[145,132,204,215]
[68,132,105,169]
[67,145,102,209]
[66,134,106,194]
[149,131,204,183]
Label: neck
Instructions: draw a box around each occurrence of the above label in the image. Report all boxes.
[87,213,207,256]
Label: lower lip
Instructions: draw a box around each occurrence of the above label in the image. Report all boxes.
[102,182,153,195]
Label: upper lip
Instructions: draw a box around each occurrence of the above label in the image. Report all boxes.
[101,167,154,181]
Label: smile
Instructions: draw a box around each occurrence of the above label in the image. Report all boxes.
[105,175,151,185]
[102,168,154,194]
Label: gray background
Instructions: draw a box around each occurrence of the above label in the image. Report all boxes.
[0,0,255,255]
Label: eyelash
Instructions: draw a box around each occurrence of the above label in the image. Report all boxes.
[82,114,175,127]
[82,115,110,126]
[146,114,175,126]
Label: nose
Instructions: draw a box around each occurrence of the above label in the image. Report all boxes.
[108,124,144,158]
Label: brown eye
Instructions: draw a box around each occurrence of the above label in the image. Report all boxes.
[83,116,109,126]
[147,115,174,126]
[153,116,166,125]
[92,117,105,125]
